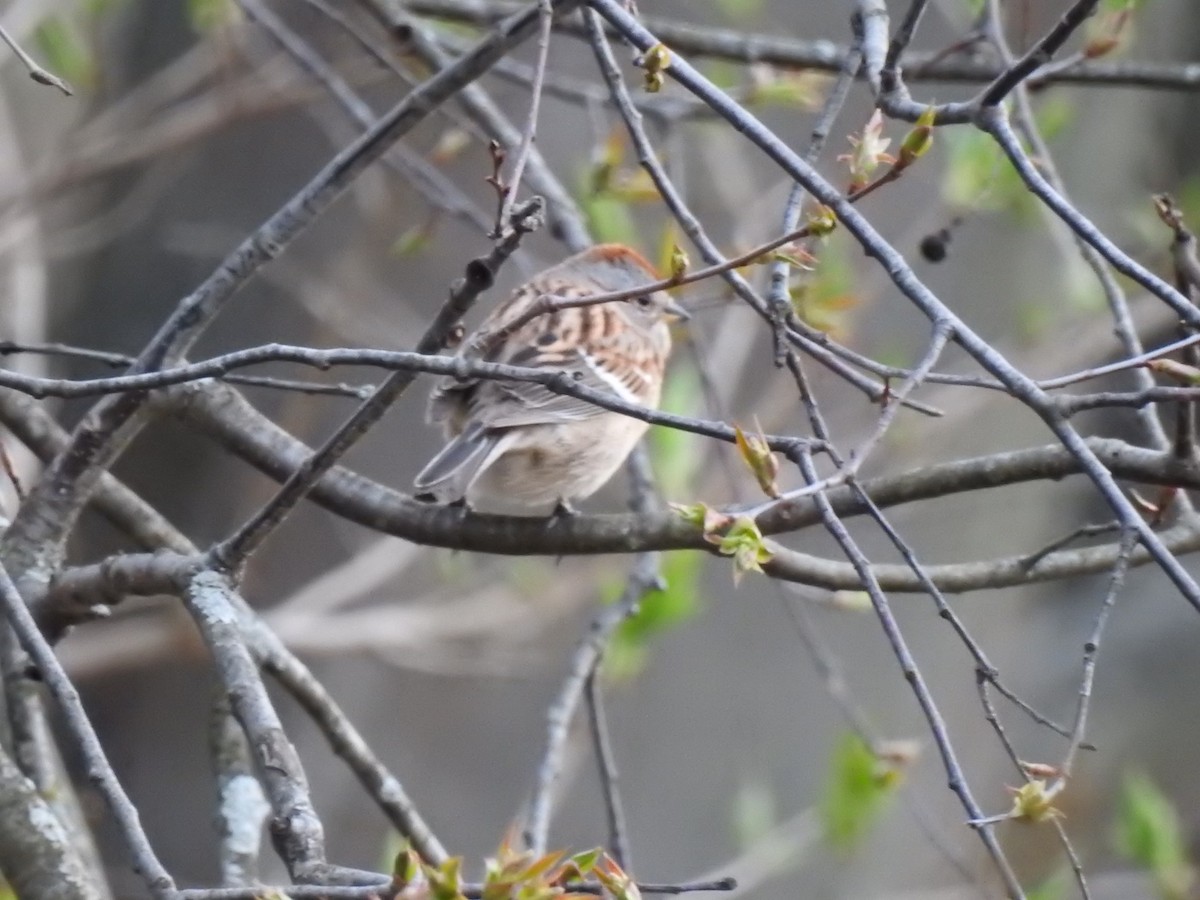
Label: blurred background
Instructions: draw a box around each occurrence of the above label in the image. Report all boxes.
[0,0,1199,897]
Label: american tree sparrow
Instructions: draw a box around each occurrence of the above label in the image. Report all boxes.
[414,244,687,511]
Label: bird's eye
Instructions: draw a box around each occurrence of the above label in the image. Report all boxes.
[635,296,652,308]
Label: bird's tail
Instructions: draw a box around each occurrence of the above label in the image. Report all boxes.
[413,422,503,498]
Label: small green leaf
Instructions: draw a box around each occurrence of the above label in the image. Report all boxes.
[821,733,899,849]
[594,855,641,900]
[896,106,936,168]
[708,515,773,582]
[651,363,703,497]
[746,68,826,110]
[609,551,702,679]
[392,844,422,889]
[1008,779,1064,824]
[733,422,780,498]
[840,109,894,193]
[1115,772,1195,899]
[428,856,465,900]
[1026,871,1068,900]
[639,43,671,94]
[568,847,602,876]
[580,189,639,246]
[1034,95,1075,142]
[1147,359,1200,384]
[791,237,859,339]
[188,0,240,31]
[82,0,128,18]
[34,16,93,91]
[392,224,434,257]
[828,590,873,613]
[731,776,777,849]
[942,128,1005,210]
[716,0,766,20]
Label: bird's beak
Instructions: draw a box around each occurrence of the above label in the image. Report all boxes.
[663,298,691,322]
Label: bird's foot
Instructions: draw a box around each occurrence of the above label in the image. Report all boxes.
[416,492,475,513]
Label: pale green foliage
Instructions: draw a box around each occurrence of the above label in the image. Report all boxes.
[651,362,703,497]
[820,733,899,849]
[391,837,634,900]
[606,552,702,679]
[581,188,640,246]
[1007,779,1064,823]
[790,235,858,338]
[942,97,1073,215]
[1115,772,1195,900]
[1026,872,1068,900]
[187,0,240,31]
[716,0,767,20]
[731,775,777,849]
[34,16,92,89]
[712,516,773,581]
[733,423,780,498]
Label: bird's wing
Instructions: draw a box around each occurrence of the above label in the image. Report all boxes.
[466,342,643,429]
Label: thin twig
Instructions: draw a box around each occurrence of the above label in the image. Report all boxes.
[405,0,1200,91]
[496,0,554,234]
[356,0,592,251]
[0,561,176,897]
[177,876,739,899]
[981,0,1179,472]
[584,672,631,869]
[238,0,497,237]
[0,339,369,398]
[525,553,661,855]
[0,342,816,458]
[978,0,1101,105]
[0,23,72,95]
[789,449,1025,895]
[1061,528,1136,777]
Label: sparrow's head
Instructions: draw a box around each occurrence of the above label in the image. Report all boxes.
[568,244,690,331]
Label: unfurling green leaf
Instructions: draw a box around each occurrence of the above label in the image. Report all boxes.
[668,244,690,281]
[839,109,894,193]
[733,423,780,498]
[821,733,902,848]
[670,501,732,534]
[393,844,423,889]
[709,516,773,582]
[897,106,937,169]
[428,856,465,900]
[1147,358,1200,384]
[594,856,642,900]
[568,847,602,877]
[1007,779,1064,824]
[805,205,838,237]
